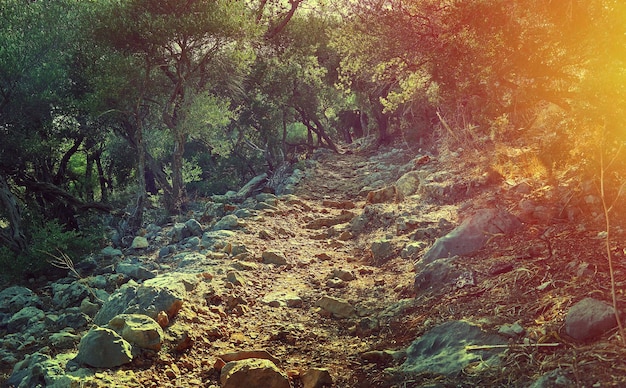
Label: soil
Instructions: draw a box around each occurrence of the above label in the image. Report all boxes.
[3,137,626,387]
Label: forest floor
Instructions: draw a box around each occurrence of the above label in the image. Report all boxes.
[4,136,626,387]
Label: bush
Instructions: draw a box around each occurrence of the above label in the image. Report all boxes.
[0,219,104,280]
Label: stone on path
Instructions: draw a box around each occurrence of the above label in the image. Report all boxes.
[220,358,290,388]
[262,250,288,266]
[75,327,133,368]
[131,236,149,249]
[108,313,164,351]
[565,297,617,340]
[316,295,356,318]
[422,208,521,264]
[302,367,333,388]
[93,273,195,325]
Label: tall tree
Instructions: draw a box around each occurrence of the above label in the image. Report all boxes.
[94,0,258,214]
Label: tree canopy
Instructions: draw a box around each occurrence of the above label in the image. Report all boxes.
[1,0,624,276]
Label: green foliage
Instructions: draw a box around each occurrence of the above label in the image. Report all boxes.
[182,92,238,157]
[0,219,104,278]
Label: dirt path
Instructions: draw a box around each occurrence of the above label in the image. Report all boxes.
[106,145,422,387]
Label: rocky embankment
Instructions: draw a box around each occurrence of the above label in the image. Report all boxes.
[0,141,621,387]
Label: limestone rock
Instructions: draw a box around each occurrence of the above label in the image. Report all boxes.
[498,322,525,338]
[262,250,288,266]
[50,330,80,349]
[220,358,290,388]
[302,367,333,388]
[262,292,303,308]
[316,296,356,318]
[101,246,123,258]
[7,306,45,333]
[93,275,189,325]
[116,261,156,280]
[414,257,460,293]
[75,326,133,368]
[370,239,394,263]
[213,214,241,231]
[51,281,90,309]
[0,286,41,314]
[131,236,149,249]
[108,313,164,351]
[184,218,203,236]
[422,208,521,264]
[565,298,617,340]
[395,171,421,197]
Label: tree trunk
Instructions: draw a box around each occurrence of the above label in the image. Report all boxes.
[0,175,26,253]
[127,117,146,233]
[94,150,109,202]
[170,130,187,214]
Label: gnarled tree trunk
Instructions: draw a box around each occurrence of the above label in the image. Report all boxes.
[0,175,27,253]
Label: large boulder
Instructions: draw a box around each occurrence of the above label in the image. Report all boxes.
[220,358,290,388]
[107,313,164,351]
[75,327,133,368]
[421,208,521,264]
[565,298,617,340]
[93,273,196,325]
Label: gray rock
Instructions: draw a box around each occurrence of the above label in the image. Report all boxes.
[7,352,50,387]
[395,171,421,197]
[159,245,175,258]
[234,208,254,218]
[56,311,90,330]
[370,239,394,263]
[7,306,45,333]
[0,286,41,314]
[130,236,149,249]
[235,173,268,199]
[184,218,203,236]
[213,214,241,231]
[414,257,460,293]
[170,223,189,243]
[330,268,355,281]
[116,261,156,280]
[565,298,617,340]
[50,330,80,349]
[220,358,290,388]
[401,242,427,260]
[51,281,90,309]
[101,246,123,258]
[262,250,288,266]
[498,322,525,338]
[422,209,521,264]
[201,230,237,249]
[528,368,571,388]
[93,274,190,325]
[397,320,505,376]
[75,326,133,368]
[316,296,356,318]
[261,292,302,308]
[226,271,246,287]
[302,367,333,388]
[107,313,164,351]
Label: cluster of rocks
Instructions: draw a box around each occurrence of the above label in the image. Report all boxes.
[0,144,620,387]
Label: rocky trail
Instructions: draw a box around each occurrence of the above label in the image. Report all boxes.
[3,138,626,387]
